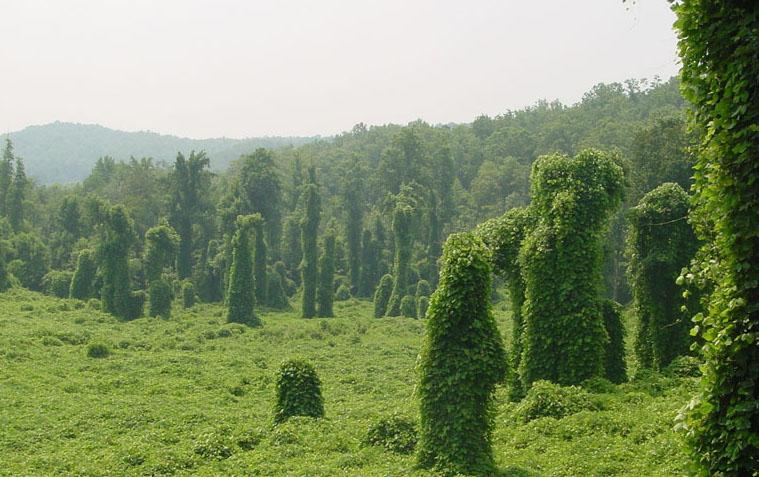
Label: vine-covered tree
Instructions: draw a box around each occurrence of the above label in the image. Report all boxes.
[357,229,378,298]
[253,218,268,306]
[317,227,336,317]
[8,155,27,231]
[169,150,210,279]
[0,139,14,218]
[519,149,624,387]
[236,148,283,259]
[627,183,697,369]
[386,191,415,316]
[475,205,533,400]
[69,249,97,300]
[673,1,759,474]
[602,299,627,384]
[144,220,179,318]
[373,273,393,318]
[226,214,260,326]
[417,232,506,476]
[342,160,364,292]
[98,205,140,320]
[300,183,320,318]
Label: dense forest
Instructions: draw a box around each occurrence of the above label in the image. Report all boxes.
[1,0,757,475]
[1,76,692,310]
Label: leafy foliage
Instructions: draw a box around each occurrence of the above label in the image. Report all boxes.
[226,215,260,326]
[42,270,74,298]
[400,295,416,318]
[373,274,393,318]
[363,415,418,454]
[317,228,336,317]
[514,380,596,423]
[148,279,173,319]
[601,300,627,384]
[672,2,759,474]
[98,205,140,320]
[69,249,97,300]
[386,191,415,316]
[300,183,320,318]
[181,280,196,309]
[273,359,324,425]
[519,149,624,387]
[627,183,697,369]
[416,232,507,476]
[476,205,534,400]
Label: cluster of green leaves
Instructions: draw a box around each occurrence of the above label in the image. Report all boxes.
[416,232,507,476]
[520,149,624,387]
[672,1,759,474]
[626,183,697,370]
[363,415,418,454]
[386,190,416,317]
[273,359,325,425]
[601,300,627,384]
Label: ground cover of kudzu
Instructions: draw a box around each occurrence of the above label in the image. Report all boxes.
[0,288,695,476]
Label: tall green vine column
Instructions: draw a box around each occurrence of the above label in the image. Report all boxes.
[300,183,320,318]
[253,218,268,306]
[98,205,138,320]
[316,227,336,317]
[386,194,415,316]
[417,232,507,476]
[519,149,624,387]
[476,205,533,400]
[673,2,759,474]
[627,183,697,370]
[226,214,260,326]
[144,220,179,319]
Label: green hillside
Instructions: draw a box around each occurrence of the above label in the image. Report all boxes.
[0,289,695,476]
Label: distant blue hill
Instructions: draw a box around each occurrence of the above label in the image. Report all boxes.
[7,122,317,184]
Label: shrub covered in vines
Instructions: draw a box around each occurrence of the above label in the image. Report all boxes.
[316,228,336,317]
[416,232,507,476]
[273,359,324,425]
[69,249,97,299]
[519,149,624,387]
[627,182,698,370]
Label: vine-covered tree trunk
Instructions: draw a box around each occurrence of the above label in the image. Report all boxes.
[417,232,506,476]
[300,183,320,318]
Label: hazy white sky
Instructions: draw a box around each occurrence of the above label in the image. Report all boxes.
[0,0,679,139]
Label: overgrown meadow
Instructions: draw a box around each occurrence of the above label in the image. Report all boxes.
[0,289,695,476]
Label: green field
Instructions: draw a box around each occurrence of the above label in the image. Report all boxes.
[0,289,695,476]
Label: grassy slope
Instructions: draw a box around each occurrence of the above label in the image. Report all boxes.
[0,288,695,476]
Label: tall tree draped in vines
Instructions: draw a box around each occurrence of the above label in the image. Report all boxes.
[342,160,364,292]
[417,232,506,476]
[0,239,9,292]
[8,155,27,232]
[227,214,260,326]
[144,220,179,318]
[0,139,14,218]
[519,149,624,387]
[476,205,533,400]
[386,190,415,316]
[98,205,139,320]
[627,183,697,369]
[357,229,379,298]
[424,196,441,284]
[673,2,759,474]
[300,182,320,318]
[170,150,210,279]
[253,218,267,305]
[237,148,283,260]
[69,249,97,300]
[317,227,336,317]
